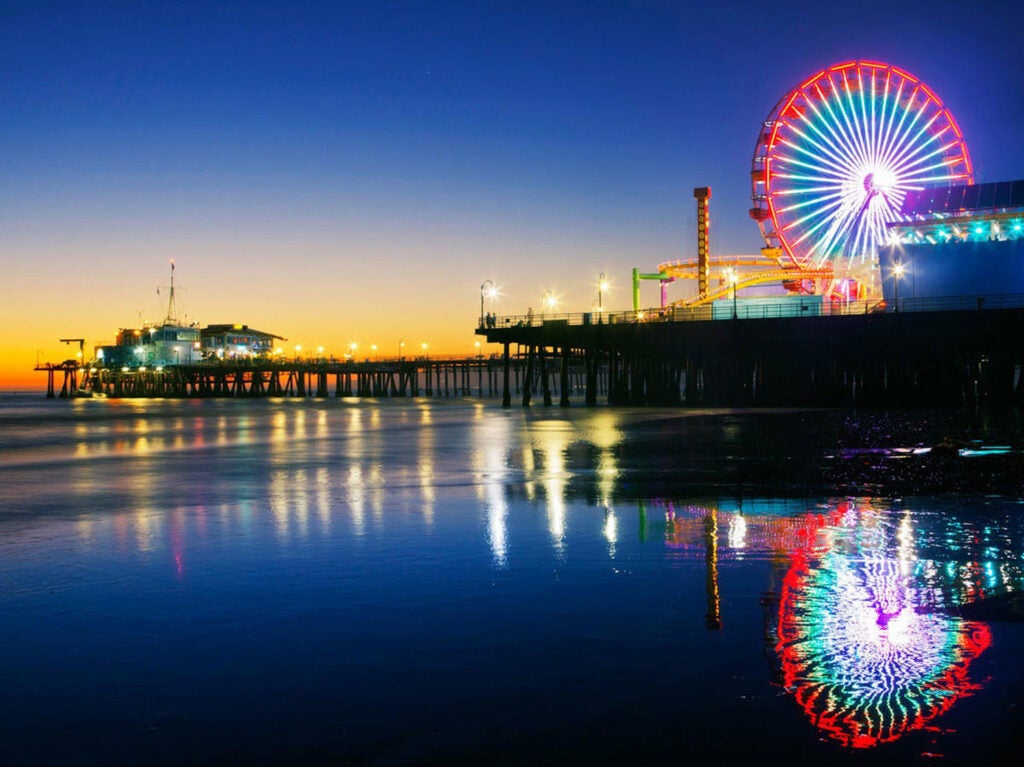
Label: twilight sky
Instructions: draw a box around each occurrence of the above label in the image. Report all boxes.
[3,0,1023,387]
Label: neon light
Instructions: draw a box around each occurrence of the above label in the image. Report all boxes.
[751,61,973,279]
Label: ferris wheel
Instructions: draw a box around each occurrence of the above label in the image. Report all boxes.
[750,61,973,283]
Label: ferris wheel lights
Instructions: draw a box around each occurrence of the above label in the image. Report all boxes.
[751,60,971,281]
[873,168,897,191]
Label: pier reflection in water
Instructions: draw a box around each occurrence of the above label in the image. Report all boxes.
[0,398,1022,764]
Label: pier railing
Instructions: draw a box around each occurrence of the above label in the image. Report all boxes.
[481,293,1024,328]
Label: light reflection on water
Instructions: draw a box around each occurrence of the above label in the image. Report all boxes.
[0,397,1022,764]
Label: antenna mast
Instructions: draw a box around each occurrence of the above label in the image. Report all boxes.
[165,259,177,324]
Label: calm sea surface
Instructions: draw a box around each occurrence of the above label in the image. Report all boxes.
[1,395,1023,765]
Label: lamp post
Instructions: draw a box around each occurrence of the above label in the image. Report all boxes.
[730,270,738,319]
[398,339,405,361]
[892,263,905,312]
[597,273,608,312]
[480,280,496,328]
[542,290,556,318]
[725,268,738,319]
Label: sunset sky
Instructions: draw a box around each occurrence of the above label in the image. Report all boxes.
[3,0,1023,389]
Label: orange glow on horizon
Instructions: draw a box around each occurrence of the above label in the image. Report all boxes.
[0,252,631,391]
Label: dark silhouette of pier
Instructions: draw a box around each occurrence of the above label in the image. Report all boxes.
[476,295,1024,409]
[37,355,604,402]
[36,294,1024,407]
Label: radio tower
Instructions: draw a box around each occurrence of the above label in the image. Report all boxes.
[165,259,178,324]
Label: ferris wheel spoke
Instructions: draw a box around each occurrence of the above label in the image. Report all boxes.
[772,177,846,202]
[877,73,904,168]
[809,210,854,259]
[882,95,938,170]
[898,166,966,187]
[866,198,896,238]
[786,114,851,166]
[868,69,883,168]
[886,116,946,172]
[774,146,852,181]
[774,184,846,199]
[815,80,868,169]
[885,108,943,165]
[880,107,928,172]
[777,190,846,215]
[839,194,875,255]
[839,70,872,168]
[784,210,846,242]
[893,145,962,180]
[835,71,866,163]
[858,68,877,166]
[795,114,860,179]
[847,219,870,261]
[889,143,950,184]
[878,84,920,172]
[784,195,847,238]
[828,83,869,170]
[807,81,861,165]
[783,121,858,177]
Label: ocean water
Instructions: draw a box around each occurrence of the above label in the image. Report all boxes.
[1,395,1023,765]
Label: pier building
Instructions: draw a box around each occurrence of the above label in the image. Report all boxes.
[98,323,202,368]
[201,324,286,359]
[881,179,1024,306]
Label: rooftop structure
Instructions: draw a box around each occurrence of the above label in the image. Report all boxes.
[878,179,1024,305]
[887,179,1024,244]
[202,324,286,360]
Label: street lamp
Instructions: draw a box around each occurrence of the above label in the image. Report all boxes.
[398,339,405,360]
[542,290,556,317]
[727,268,738,319]
[480,280,497,328]
[371,344,378,360]
[892,263,905,312]
[421,342,429,359]
[597,273,609,312]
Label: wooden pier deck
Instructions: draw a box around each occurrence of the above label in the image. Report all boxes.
[35,355,607,403]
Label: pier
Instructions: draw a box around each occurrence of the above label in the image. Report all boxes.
[35,355,604,402]
[477,295,1024,409]
[36,295,1024,408]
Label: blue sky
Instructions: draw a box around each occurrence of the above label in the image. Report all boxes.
[2,0,1023,382]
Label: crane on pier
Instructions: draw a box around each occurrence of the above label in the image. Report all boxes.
[59,338,85,364]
